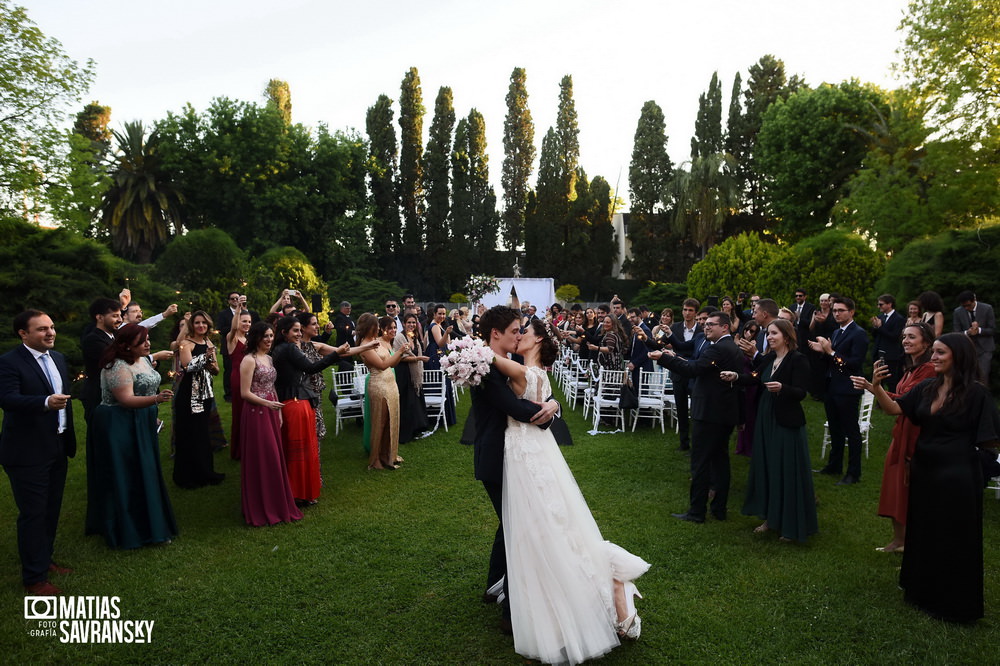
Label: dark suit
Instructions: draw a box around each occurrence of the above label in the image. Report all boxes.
[819,321,868,479]
[791,302,816,351]
[659,335,743,520]
[665,322,701,449]
[472,362,544,620]
[953,302,996,382]
[871,310,904,391]
[0,345,76,585]
[626,322,653,390]
[81,327,114,422]
[333,313,357,371]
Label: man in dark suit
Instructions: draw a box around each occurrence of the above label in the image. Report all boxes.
[333,301,357,372]
[625,308,654,391]
[0,310,76,595]
[790,289,816,351]
[81,298,121,423]
[870,293,905,392]
[953,290,996,383]
[217,292,261,401]
[664,299,701,451]
[472,306,558,633]
[752,299,779,355]
[809,296,868,485]
[612,298,628,328]
[651,311,743,523]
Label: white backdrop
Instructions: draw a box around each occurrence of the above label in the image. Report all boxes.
[478,278,556,311]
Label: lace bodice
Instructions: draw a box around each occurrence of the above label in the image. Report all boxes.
[518,366,550,403]
[100,358,161,405]
[250,360,278,401]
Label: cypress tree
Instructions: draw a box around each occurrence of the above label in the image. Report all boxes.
[501,67,536,254]
[398,67,425,251]
[365,94,400,267]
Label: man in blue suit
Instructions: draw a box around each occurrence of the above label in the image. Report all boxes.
[870,294,905,392]
[809,297,868,485]
[625,308,654,392]
[0,310,77,595]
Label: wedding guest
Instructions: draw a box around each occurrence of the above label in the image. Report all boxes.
[333,301,357,371]
[905,300,923,326]
[588,315,626,370]
[297,311,340,446]
[89,324,177,548]
[216,292,260,402]
[239,322,302,526]
[173,311,225,489]
[394,313,430,443]
[867,333,999,623]
[425,304,457,426]
[269,288,308,317]
[358,315,412,470]
[851,322,935,553]
[227,308,253,460]
[272,316,343,505]
[121,299,178,330]
[918,291,946,338]
[0,310,76,595]
[735,322,761,457]
[649,308,674,349]
[722,319,817,542]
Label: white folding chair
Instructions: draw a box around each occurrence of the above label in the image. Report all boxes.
[591,368,626,432]
[632,369,668,433]
[422,369,448,432]
[581,362,600,420]
[662,373,679,432]
[565,359,591,411]
[820,390,874,459]
[332,369,364,435]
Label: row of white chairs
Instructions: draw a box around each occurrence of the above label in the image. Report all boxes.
[329,366,450,435]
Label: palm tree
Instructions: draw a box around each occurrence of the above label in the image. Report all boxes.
[100,121,184,263]
[666,153,739,259]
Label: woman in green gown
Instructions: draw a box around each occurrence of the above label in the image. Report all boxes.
[89,323,177,549]
[721,318,818,542]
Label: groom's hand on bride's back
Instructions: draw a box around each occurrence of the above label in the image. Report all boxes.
[530,399,560,426]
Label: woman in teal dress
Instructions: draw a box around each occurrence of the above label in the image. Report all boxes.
[721,318,818,542]
[89,323,177,549]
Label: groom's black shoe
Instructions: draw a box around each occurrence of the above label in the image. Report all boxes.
[482,591,499,604]
[672,512,704,524]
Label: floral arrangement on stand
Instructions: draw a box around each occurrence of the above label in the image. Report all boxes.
[441,337,495,388]
[463,274,501,304]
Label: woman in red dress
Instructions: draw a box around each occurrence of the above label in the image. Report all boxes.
[227,307,252,460]
[851,322,935,553]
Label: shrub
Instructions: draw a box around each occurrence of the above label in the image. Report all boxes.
[685,232,784,301]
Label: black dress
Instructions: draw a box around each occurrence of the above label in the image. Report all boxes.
[896,380,1000,622]
[173,342,223,489]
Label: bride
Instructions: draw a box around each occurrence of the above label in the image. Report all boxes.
[489,318,649,664]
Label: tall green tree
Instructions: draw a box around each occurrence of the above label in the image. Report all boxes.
[100,122,185,264]
[365,94,400,267]
[587,174,616,286]
[625,100,674,282]
[501,67,536,253]
[0,1,94,222]
[423,86,456,292]
[398,68,425,250]
[525,127,563,275]
[556,75,580,199]
[691,72,723,159]
[264,79,292,125]
[667,153,740,259]
[466,110,500,274]
[898,0,1000,139]
[757,80,888,239]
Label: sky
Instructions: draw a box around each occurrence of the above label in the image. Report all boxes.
[27,0,913,209]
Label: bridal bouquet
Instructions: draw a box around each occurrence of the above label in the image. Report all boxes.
[441,337,495,388]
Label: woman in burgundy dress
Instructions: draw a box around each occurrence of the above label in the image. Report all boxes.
[239,322,302,526]
[227,308,252,460]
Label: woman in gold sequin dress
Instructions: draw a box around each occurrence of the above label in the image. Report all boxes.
[358,314,410,470]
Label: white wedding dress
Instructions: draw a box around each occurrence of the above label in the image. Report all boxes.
[500,366,650,665]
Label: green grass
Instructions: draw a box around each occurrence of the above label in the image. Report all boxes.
[1,374,999,664]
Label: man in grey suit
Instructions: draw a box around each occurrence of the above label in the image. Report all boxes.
[954,290,995,382]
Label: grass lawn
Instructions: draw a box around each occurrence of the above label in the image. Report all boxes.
[1,372,999,664]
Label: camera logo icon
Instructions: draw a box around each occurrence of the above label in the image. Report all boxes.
[24,596,57,620]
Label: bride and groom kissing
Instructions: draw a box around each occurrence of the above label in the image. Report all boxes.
[471,306,649,665]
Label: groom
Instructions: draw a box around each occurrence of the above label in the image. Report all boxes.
[473,306,559,633]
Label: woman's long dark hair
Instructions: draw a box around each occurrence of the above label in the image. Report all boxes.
[528,319,559,367]
[922,332,981,414]
[918,291,945,314]
[246,321,273,354]
[273,315,298,348]
[101,323,148,369]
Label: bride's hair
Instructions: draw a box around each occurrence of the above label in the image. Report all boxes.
[529,319,559,367]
